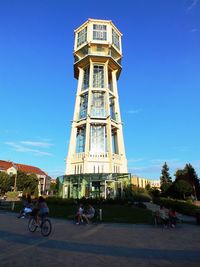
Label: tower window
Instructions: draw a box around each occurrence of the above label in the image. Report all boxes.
[77,27,87,47]
[82,66,90,90]
[112,130,119,154]
[91,92,106,118]
[79,93,88,119]
[108,69,113,91]
[90,125,106,153]
[112,29,120,50]
[93,65,104,88]
[76,127,86,153]
[93,24,107,41]
[109,96,115,120]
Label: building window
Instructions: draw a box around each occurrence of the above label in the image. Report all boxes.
[90,125,106,153]
[79,93,88,119]
[77,27,87,47]
[82,66,90,90]
[93,24,107,41]
[93,65,104,88]
[112,131,118,154]
[91,92,106,118]
[109,97,116,120]
[76,127,86,153]
[108,69,113,91]
[112,29,120,50]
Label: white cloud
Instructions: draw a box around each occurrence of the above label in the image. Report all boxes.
[126,108,142,114]
[190,28,198,33]
[5,142,53,156]
[20,141,54,148]
[150,158,179,165]
[186,0,199,12]
[128,158,144,163]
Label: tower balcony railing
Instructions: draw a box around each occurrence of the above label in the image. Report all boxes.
[88,152,109,159]
[71,152,86,161]
[71,152,122,162]
[71,152,109,162]
[74,46,122,66]
[112,153,121,161]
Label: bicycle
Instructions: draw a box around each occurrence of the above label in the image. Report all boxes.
[28,213,52,237]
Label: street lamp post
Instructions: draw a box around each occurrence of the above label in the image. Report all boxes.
[12,162,18,192]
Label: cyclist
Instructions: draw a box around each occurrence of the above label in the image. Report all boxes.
[32,196,49,226]
[17,193,32,218]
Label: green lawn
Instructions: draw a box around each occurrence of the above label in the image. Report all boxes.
[12,201,152,224]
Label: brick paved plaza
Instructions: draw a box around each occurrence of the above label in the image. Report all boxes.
[0,211,200,267]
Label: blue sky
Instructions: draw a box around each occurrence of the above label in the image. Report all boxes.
[0,0,200,180]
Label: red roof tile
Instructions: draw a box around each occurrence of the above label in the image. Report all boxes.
[0,160,13,170]
[0,160,47,176]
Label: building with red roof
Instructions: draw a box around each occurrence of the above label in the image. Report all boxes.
[0,160,51,195]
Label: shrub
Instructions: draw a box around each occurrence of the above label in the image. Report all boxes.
[132,192,152,202]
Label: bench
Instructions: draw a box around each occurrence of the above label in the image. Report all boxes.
[0,200,14,211]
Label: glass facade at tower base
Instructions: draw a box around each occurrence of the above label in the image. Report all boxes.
[57,173,131,199]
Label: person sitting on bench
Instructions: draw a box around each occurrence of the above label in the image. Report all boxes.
[82,204,95,224]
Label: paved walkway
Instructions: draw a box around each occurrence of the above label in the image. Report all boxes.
[0,211,200,267]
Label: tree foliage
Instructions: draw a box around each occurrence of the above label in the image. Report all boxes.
[0,172,15,194]
[16,171,38,195]
[173,179,193,199]
[160,162,172,196]
[160,162,172,185]
[175,163,200,199]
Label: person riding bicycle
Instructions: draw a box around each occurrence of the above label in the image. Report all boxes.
[17,193,32,218]
[28,196,51,236]
[32,196,49,226]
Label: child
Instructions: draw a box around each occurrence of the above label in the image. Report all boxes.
[75,203,84,225]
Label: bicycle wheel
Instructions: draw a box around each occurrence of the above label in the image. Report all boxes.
[41,218,52,237]
[28,217,37,232]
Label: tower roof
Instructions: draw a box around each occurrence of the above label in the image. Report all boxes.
[74,18,122,36]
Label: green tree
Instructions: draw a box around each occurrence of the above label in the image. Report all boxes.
[175,163,200,200]
[160,182,172,195]
[145,183,151,191]
[160,162,172,195]
[160,162,172,185]
[173,179,193,199]
[0,172,15,193]
[16,171,38,195]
